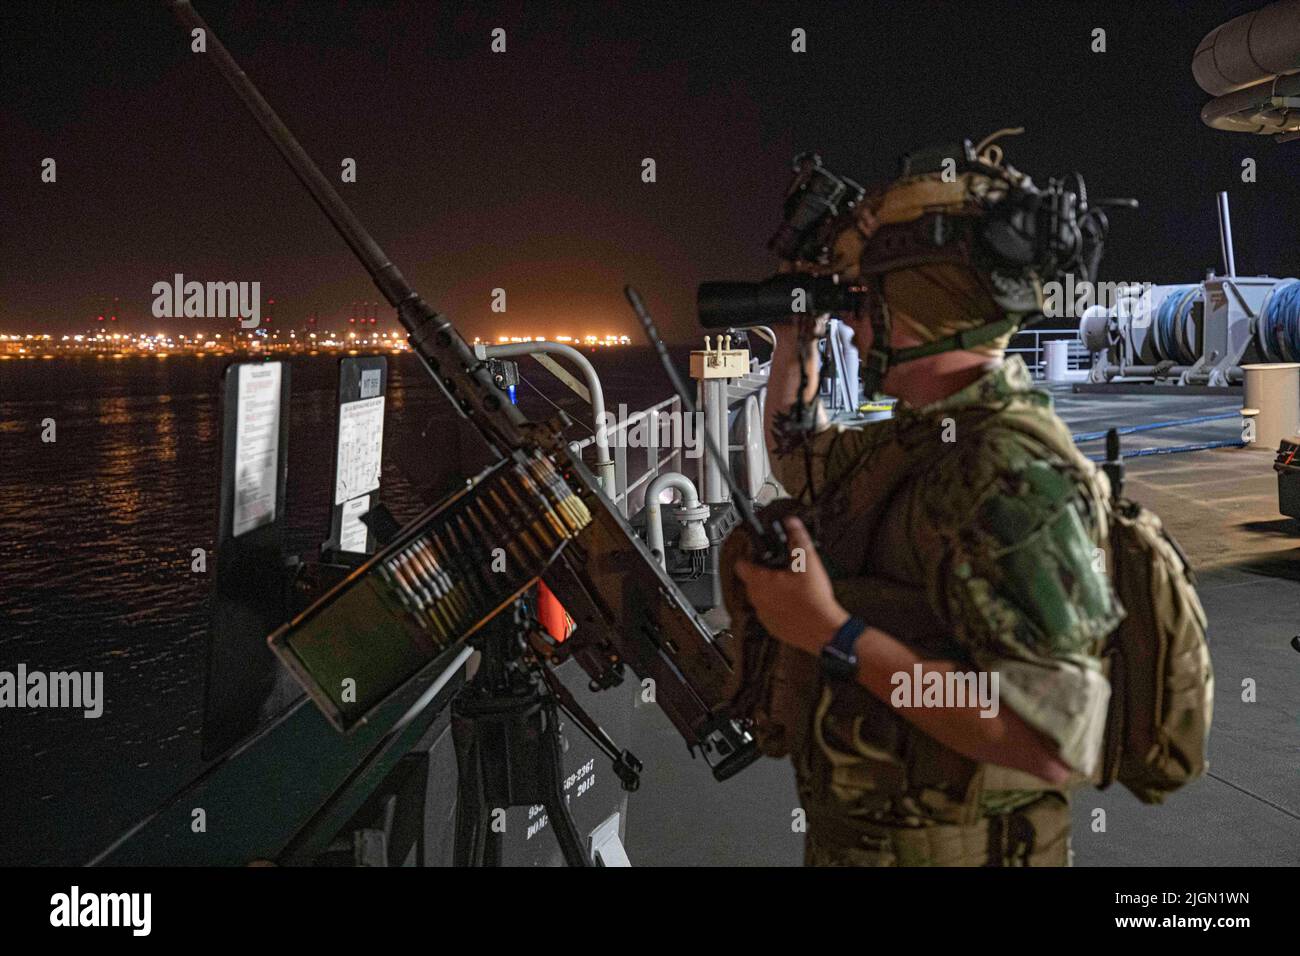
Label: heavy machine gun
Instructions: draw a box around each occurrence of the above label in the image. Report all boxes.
[166,0,759,797]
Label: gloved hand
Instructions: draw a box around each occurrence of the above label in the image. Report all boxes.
[733,516,850,656]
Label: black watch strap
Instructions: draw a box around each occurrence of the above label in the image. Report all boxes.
[821,615,867,682]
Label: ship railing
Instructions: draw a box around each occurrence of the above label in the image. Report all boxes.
[569,394,688,518]
[488,338,773,519]
[1007,327,1092,378]
[565,328,1087,520]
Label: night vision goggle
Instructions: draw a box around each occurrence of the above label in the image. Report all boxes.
[699,135,1137,331]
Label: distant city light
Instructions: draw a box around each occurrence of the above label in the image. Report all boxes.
[479,333,630,347]
[0,327,416,358]
[5,323,631,358]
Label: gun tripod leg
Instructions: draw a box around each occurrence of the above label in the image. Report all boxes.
[450,703,503,866]
[449,621,592,867]
[533,694,590,867]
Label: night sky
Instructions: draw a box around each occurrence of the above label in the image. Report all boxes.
[1,0,1294,342]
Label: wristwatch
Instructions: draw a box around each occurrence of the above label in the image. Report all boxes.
[821,615,868,681]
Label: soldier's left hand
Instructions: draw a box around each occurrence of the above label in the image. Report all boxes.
[734,517,850,655]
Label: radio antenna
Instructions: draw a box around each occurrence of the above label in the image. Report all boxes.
[624,286,789,567]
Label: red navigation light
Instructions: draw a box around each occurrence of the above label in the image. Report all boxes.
[109,315,117,321]
[96,315,104,322]
[348,317,355,324]
[369,317,376,324]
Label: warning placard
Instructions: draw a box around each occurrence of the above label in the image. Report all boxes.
[338,494,371,553]
[232,362,282,537]
[334,396,384,505]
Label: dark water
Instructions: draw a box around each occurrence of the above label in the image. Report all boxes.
[0,347,675,865]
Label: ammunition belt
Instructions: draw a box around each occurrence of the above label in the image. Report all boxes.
[269,448,591,731]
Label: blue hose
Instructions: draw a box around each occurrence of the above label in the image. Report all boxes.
[1258,278,1300,362]
[1084,439,1246,462]
[1071,411,1239,443]
[1075,412,1244,461]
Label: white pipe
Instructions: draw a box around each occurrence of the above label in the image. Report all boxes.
[644,472,701,568]
[476,342,616,492]
[1217,191,1237,278]
[702,378,730,503]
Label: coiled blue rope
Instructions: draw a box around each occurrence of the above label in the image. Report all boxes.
[1259,278,1300,362]
[1153,284,1201,365]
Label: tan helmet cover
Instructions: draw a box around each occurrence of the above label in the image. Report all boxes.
[823,131,1044,355]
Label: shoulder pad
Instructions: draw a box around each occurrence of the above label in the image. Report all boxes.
[930,448,1122,657]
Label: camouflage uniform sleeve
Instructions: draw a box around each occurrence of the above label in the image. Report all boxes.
[767,409,870,501]
[911,428,1123,776]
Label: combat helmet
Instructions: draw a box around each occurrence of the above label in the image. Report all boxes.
[786,129,1130,397]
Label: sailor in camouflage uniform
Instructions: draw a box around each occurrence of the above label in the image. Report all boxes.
[733,135,1123,866]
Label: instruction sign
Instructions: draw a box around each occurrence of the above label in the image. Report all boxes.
[334,396,384,505]
[233,362,283,536]
[326,356,388,556]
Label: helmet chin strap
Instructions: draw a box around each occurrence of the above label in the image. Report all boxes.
[857,277,1039,400]
[860,281,893,401]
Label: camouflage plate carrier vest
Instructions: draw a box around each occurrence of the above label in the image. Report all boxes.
[722,357,1122,866]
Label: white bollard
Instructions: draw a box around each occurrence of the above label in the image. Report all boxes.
[1044,340,1071,383]
[1242,363,1300,449]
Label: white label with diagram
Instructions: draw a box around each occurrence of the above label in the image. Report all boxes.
[232,362,282,537]
[334,396,384,505]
